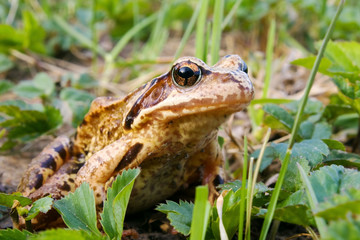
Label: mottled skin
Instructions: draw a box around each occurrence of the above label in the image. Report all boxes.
[15,55,254,229]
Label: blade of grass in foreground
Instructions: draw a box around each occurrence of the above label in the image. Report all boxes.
[238,135,248,240]
[258,1,345,239]
[190,186,210,240]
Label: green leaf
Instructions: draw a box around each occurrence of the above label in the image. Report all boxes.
[323,150,360,169]
[22,11,46,53]
[26,196,53,220]
[0,228,32,240]
[0,192,32,208]
[283,156,311,192]
[0,54,14,73]
[323,104,356,122]
[60,88,94,127]
[13,81,44,99]
[291,56,333,76]
[0,79,14,95]
[316,188,360,221]
[322,139,346,151]
[322,218,360,240]
[156,200,194,235]
[254,204,314,227]
[217,136,224,149]
[27,228,104,240]
[72,74,98,89]
[263,104,294,131]
[0,25,23,53]
[309,165,360,203]
[332,76,360,100]
[33,72,55,96]
[209,189,243,239]
[0,104,62,145]
[53,183,101,235]
[100,168,140,239]
[311,122,332,139]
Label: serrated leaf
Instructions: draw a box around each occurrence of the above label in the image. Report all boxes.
[0,192,32,208]
[263,104,294,131]
[322,104,355,122]
[27,228,104,240]
[311,122,332,139]
[322,218,360,240]
[53,183,100,235]
[316,188,360,221]
[283,156,311,192]
[323,150,360,169]
[156,200,194,235]
[309,165,360,203]
[100,168,140,239]
[26,196,53,220]
[0,79,14,95]
[0,105,62,144]
[255,204,314,226]
[0,228,32,240]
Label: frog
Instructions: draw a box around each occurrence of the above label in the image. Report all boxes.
[14,55,254,230]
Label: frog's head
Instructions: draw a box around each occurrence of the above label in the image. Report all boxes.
[124,55,254,131]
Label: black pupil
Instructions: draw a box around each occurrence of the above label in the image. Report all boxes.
[242,62,248,73]
[178,67,194,78]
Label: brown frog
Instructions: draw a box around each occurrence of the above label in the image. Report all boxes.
[15,55,254,230]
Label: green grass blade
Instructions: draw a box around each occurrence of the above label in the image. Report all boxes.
[109,13,158,61]
[174,0,203,60]
[222,0,242,30]
[262,18,276,99]
[238,135,248,240]
[259,2,344,238]
[190,186,211,240]
[210,0,224,65]
[195,0,209,60]
[297,163,327,236]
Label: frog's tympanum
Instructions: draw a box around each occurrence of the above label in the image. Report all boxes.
[14,55,254,230]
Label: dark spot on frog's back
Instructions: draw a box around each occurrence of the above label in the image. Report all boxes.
[34,174,44,190]
[60,181,71,191]
[40,154,57,171]
[115,143,143,171]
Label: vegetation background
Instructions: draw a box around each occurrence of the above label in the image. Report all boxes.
[0,0,360,239]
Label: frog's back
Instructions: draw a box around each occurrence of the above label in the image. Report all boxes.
[73,87,144,156]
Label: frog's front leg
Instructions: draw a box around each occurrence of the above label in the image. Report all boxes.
[75,137,147,204]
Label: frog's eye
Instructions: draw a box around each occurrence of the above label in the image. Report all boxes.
[241,62,248,74]
[172,63,201,87]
